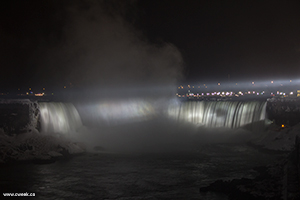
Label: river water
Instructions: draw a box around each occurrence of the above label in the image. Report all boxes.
[0,100,284,199]
[0,143,284,200]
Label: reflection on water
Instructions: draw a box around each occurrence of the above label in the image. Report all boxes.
[0,144,284,200]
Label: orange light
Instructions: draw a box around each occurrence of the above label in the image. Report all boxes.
[282,124,285,128]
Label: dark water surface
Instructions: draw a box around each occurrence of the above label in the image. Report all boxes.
[0,144,284,200]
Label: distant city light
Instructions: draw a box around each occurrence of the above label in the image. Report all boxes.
[175,78,300,99]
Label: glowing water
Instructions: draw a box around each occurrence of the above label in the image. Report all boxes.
[39,102,82,134]
[168,101,266,128]
[38,100,266,137]
[76,99,155,126]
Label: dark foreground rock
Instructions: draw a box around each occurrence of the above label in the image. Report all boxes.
[200,137,300,200]
[200,166,282,199]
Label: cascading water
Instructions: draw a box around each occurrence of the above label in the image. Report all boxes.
[167,100,266,129]
[39,102,83,134]
[38,100,267,135]
[76,99,155,126]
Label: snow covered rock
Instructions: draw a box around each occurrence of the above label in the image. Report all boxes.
[0,130,86,164]
[251,123,300,151]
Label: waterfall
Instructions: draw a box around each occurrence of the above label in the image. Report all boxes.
[39,102,82,134]
[38,100,266,134]
[167,101,266,129]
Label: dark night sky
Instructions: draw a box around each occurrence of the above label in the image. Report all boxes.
[137,0,300,83]
[1,0,300,92]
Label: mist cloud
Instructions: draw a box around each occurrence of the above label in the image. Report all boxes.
[34,0,184,93]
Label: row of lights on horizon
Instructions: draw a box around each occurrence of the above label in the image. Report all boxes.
[178,80,293,89]
[176,90,297,98]
[14,86,68,91]
[0,86,69,96]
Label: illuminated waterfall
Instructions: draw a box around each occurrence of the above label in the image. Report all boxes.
[167,101,266,128]
[39,102,82,134]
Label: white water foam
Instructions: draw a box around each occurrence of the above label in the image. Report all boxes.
[39,102,83,135]
[167,101,266,129]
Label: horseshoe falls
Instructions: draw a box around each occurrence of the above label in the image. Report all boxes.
[37,100,267,135]
[167,101,266,129]
[39,102,83,134]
